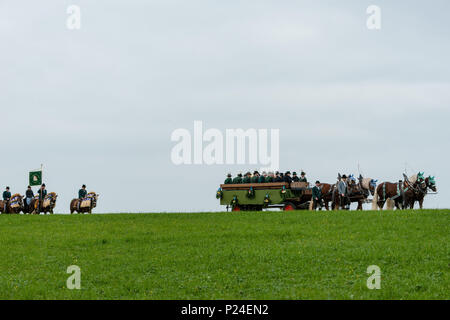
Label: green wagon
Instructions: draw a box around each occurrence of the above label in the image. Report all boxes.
[217,182,312,211]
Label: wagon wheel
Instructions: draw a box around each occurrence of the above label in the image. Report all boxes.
[232,205,241,212]
[283,202,296,211]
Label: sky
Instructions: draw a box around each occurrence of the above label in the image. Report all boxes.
[0,0,449,213]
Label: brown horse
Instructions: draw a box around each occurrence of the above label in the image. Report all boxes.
[32,192,58,214]
[371,175,424,210]
[319,183,335,210]
[0,194,23,214]
[346,175,377,210]
[404,176,436,209]
[70,192,99,214]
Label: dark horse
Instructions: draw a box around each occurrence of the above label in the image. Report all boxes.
[0,194,23,214]
[372,173,424,210]
[404,176,436,209]
[331,174,377,210]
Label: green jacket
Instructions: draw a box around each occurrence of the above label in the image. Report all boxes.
[232,177,242,184]
[79,189,87,199]
[265,176,273,183]
[38,189,47,200]
[299,177,307,182]
[312,186,322,199]
[224,177,232,184]
[243,176,251,183]
[3,191,11,201]
[251,176,260,183]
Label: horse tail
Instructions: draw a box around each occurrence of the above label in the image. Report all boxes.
[371,186,379,210]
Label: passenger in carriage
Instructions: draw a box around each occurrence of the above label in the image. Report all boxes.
[224,173,233,184]
[251,171,260,183]
[243,172,251,183]
[259,171,267,183]
[284,171,293,183]
[292,172,300,182]
[299,171,307,182]
[3,186,11,212]
[232,173,243,184]
[265,172,274,183]
[274,171,283,182]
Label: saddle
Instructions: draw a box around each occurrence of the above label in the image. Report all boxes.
[80,192,96,208]
[10,194,21,208]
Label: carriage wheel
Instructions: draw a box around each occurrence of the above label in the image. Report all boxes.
[232,205,241,212]
[283,202,296,211]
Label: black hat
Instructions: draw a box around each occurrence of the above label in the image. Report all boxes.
[285,171,291,175]
[238,173,242,177]
[41,184,46,187]
[27,186,31,188]
[293,172,297,175]
[6,186,9,190]
[82,184,86,188]
[253,171,259,175]
[342,175,347,179]
[227,173,231,177]
[301,171,306,175]
[280,173,284,176]
[315,180,320,184]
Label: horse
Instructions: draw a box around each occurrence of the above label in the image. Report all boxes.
[371,173,424,210]
[0,194,23,214]
[404,176,436,209]
[70,192,99,214]
[317,183,335,210]
[32,192,58,214]
[345,175,377,210]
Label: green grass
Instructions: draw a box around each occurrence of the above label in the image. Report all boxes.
[0,210,448,300]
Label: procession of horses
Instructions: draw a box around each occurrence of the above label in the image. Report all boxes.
[0,187,100,215]
[218,171,437,211]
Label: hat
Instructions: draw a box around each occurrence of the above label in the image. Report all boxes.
[301,171,306,175]
[238,173,243,177]
[6,186,9,190]
[41,184,46,187]
[82,184,86,188]
[285,171,291,175]
[342,175,347,179]
[275,171,279,175]
[293,172,297,175]
[227,173,232,177]
[315,180,320,184]
[253,170,259,175]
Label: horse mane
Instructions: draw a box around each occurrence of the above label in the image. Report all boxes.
[361,178,372,190]
[409,174,418,184]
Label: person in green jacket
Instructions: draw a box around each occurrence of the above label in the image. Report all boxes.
[243,172,251,183]
[3,186,11,212]
[259,171,267,183]
[265,172,274,183]
[232,173,243,184]
[299,171,307,182]
[79,185,87,199]
[224,174,233,184]
[251,171,260,183]
[37,184,47,212]
[311,180,323,210]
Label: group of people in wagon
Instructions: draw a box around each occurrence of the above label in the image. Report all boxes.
[224,171,308,184]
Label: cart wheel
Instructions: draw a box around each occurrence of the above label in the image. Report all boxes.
[283,202,296,211]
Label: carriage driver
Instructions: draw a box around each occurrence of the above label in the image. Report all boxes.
[337,175,349,209]
[3,186,11,212]
[37,184,47,212]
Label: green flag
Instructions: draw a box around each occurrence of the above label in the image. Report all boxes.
[29,170,42,186]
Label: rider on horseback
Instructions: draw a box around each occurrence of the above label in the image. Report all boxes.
[78,184,87,211]
[3,186,11,212]
[37,184,47,213]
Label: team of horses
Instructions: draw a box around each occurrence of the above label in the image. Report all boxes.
[0,192,99,214]
[316,172,436,211]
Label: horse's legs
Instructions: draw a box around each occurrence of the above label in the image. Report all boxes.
[357,201,363,210]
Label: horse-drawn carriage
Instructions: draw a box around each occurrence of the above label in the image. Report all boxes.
[217,181,312,211]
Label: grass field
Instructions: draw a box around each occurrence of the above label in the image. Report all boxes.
[0,210,448,300]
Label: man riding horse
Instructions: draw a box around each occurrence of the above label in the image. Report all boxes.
[70,186,99,214]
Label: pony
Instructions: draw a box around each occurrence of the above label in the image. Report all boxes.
[404,176,436,209]
[32,192,58,214]
[70,192,99,214]
[0,194,23,214]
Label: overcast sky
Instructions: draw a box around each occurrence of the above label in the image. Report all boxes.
[1,0,448,212]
